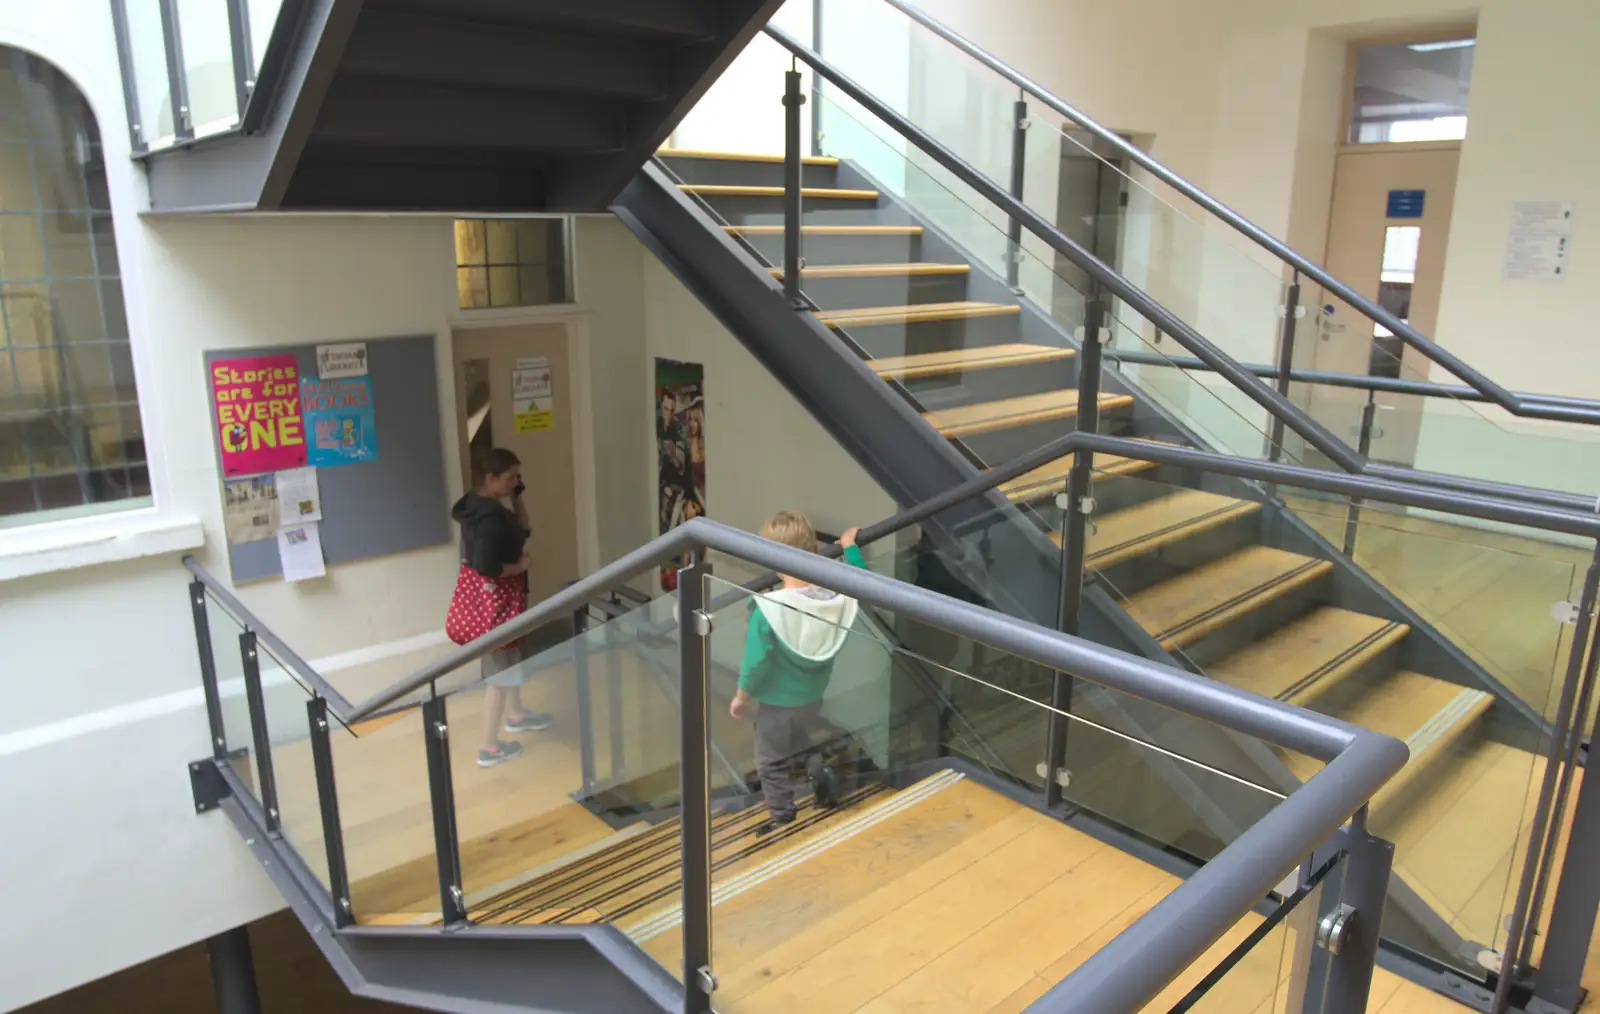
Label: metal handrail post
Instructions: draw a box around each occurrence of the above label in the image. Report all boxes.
[239,630,279,833]
[573,604,598,798]
[1343,392,1378,556]
[421,693,467,926]
[809,0,824,154]
[678,554,715,1013]
[782,67,806,309]
[1045,297,1104,808]
[1533,596,1600,1010]
[225,0,254,120]
[1006,92,1028,291]
[1320,816,1393,1014]
[307,696,353,928]
[1491,553,1600,1013]
[190,581,227,760]
[1269,271,1301,464]
[156,0,194,142]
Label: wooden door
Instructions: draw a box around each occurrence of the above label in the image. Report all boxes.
[1310,145,1458,465]
[451,323,579,606]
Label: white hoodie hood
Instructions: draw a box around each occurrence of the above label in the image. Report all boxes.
[754,584,860,662]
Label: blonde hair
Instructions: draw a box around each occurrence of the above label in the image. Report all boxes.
[760,510,819,554]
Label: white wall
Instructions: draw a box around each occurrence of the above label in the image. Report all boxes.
[0,5,896,1000]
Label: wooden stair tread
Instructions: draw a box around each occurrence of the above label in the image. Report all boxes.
[1051,490,1261,569]
[816,300,1021,329]
[1120,546,1333,651]
[923,390,1135,440]
[724,224,923,236]
[1283,672,1494,806]
[999,445,1167,502]
[678,184,878,200]
[770,262,969,279]
[871,343,1074,380]
[1211,606,1410,706]
[623,771,971,947]
[659,148,839,166]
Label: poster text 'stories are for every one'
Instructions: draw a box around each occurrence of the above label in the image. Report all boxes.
[212,355,307,476]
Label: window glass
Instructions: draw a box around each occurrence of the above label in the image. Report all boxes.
[0,49,148,526]
[453,218,571,309]
[1349,38,1474,144]
[1370,225,1421,377]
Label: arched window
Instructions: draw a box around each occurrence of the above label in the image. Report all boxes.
[0,49,145,525]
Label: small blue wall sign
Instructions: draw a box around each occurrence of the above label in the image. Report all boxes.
[1387,189,1426,219]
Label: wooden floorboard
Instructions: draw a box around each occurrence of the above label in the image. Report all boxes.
[770,262,970,280]
[1210,606,1410,706]
[658,148,839,165]
[999,444,1166,502]
[724,224,923,236]
[1060,489,1261,569]
[679,184,878,200]
[1119,546,1333,650]
[922,390,1134,440]
[870,342,1073,380]
[816,300,1021,329]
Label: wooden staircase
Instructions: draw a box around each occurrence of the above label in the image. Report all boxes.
[656,147,1536,953]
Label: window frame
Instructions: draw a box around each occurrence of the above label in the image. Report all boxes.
[452,216,577,312]
[1339,24,1478,151]
[0,43,199,577]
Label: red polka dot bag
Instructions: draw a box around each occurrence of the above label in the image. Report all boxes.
[445,564,527,650]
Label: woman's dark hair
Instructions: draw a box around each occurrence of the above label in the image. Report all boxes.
[474,447,521,484]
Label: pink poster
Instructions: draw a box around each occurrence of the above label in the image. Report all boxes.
[211,354,307,476]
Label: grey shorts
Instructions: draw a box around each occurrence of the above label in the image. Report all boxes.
[482,642,528,687]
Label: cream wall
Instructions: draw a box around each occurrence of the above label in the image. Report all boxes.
[0,5,893,999]
[912,0,1600,492]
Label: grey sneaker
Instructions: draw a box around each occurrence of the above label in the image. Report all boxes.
[505,711,554,733]
[477,740,524,767]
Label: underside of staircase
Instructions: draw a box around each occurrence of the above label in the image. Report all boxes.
[140,0,784,212]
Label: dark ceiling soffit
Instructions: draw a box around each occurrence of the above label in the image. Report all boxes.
[364,0,716,41]
[337,9,668,100]
[552,0,789,209]
[143,0,365,212]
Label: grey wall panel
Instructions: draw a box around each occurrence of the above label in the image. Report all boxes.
[204,333,450,582]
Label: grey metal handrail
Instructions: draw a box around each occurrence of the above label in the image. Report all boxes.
[185,555,358,715]
[768,24,1600,506]
[1107,345,1600,415]
[346,428,1600,724]
[361,516,1409,1014]
[874,0,1600,427]
[763,23,1365,474]
[1103,348,1599,512]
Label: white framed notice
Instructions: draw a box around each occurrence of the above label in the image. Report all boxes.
[1503,201,1574,282]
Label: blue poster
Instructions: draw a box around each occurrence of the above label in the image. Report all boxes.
[301,377,378,466]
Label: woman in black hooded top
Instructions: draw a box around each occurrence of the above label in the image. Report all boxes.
[451,447,553,768]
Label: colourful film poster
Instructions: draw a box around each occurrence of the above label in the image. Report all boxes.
[211,354,307,476]
[302,376,378,466]
[656,359,705,591]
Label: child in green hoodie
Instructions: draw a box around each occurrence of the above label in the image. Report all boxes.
[730,512,867,832]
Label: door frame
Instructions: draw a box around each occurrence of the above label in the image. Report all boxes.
[447,306,602,577]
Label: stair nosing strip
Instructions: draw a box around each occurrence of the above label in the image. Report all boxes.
[1087,500,1259,566]
[1151,558,1330,646]
[1405,687,1492,758]
[622,770,965,941]
[1268,619,1409,704]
